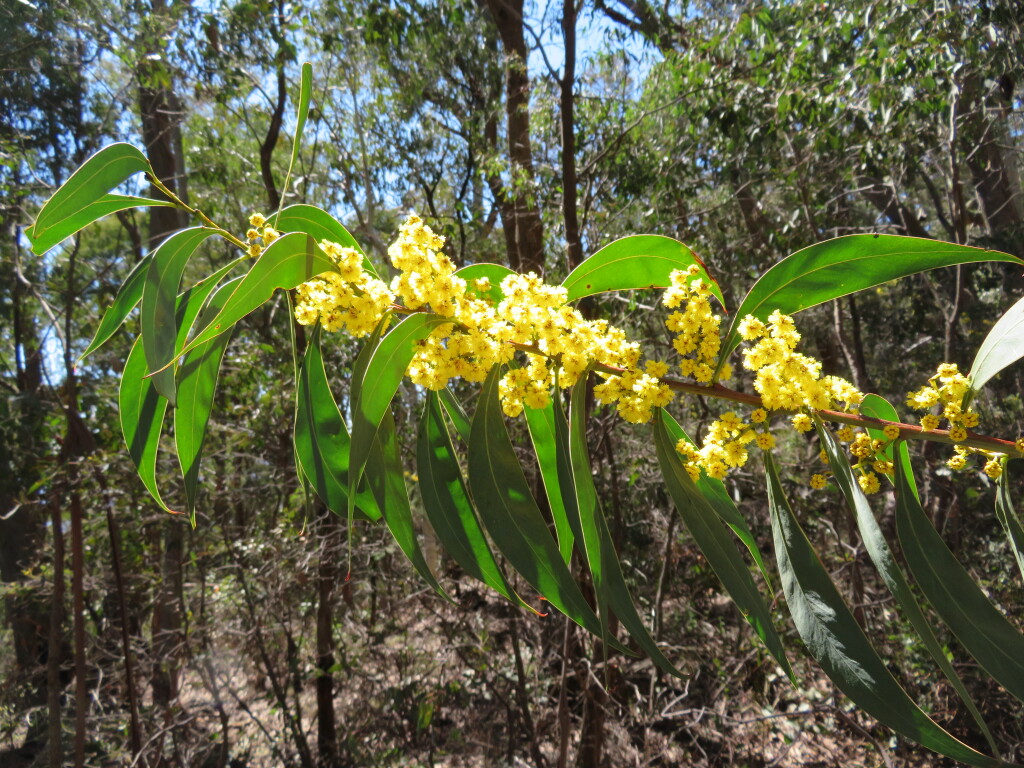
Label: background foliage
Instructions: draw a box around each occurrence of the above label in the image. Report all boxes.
[2,0,1023,766]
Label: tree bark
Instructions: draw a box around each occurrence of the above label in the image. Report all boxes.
[560,0,583,272]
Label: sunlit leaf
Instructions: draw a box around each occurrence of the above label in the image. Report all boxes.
[180,232,339,356]
[438,387,471,444]
[348,312,448,520]
[455,263,515,304]
[562,235,723,306]
[818,423,996,752]
[895,451,1024,704]
[656,411,791,677]
[270,204,377,278]
[524,401,574,564]
[718,235,1021,376]
[996,460,1024,587]
[30,143,153,255]
[29,194,175,255]
[767,452,1003,766]
[418,391,526,607]
[968,294,1024,398]
[120,336,170,512]
[142,227,219,404]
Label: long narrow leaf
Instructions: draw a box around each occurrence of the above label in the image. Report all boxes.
[80,252,154,361]
[564,380,687,677]
[655,411,792,677]
[294,325,380,521]
[766,452,1003,766]
[818,423,996,753]
[120,336,171,512]
[30,143,153,254]
[29,194,175,255]
[270,204,377,278]
[659,409,772,587]
[969,294,1024,398]
[180,232,339,356]
[467,367,623,644]
[718,235,1021,375]
[174,277,240,517]
[562,235,724,306]
[859,394,918,499]
[368,409,449,600]
[418,391,527,607]
[142,227,219,403]
[996,460,1024,587]
[895,451,1024,704]
[524,401,574,563]
[438,387,471,443]
[348,312,447,521]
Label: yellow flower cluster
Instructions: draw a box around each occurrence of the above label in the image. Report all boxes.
[675,410,761,481]
[245,212,280,258]
[662,266,730,383]
[905,363,979,437]
[293,240,395,337]
[739,311,863,413]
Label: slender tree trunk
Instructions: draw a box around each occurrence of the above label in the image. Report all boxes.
[479,0,545,274]
[315,511,342,768]
[560,0,583,272]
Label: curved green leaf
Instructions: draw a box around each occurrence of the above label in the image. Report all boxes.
[30,143,153,254]
[269,204,377,278]
[996,460,1024,587]
[561,235,724,306]
[859,394,918,499]
[294,324,380,521]
[80,252,154,362]
[467,367,621,642]
[895,450,1024,705]
[181,232,339,356]
[142,227,219,404]
[564,380,687,677]
[285,62,312,188]
[818,423,996,753]
[418,391,526,607]
[655,410,791,678]
[659,409,772,587]
[174,277,239,517]
[718,235,1021,375]
[438,387,471,443]
[348,312,448,517]
[120,336,171,512]
[455,263,516,304]
[368,409,449,600]
[524,401,574,564]
[969,294,1024,398]
[766,452,1003,767]
[29,194,175,255]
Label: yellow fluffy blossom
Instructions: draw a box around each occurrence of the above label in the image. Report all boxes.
[948,425,968,442]
[984,458,1004,479]
[947,453,967,471]
[920,413,940,431]
[810,474,828,490]
[883,424,901,441]
[249,212,267,228]
[791,413,813,432]
[858,472,881,494]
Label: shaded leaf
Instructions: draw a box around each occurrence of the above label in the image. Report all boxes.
[142,227,219,404]
[30,143,153,254]
[524,400,574,564]
[655,411,791,677]
[120,336,170,512]
[562,235,724,306]
[818,423,996,753]
[859,394,918,499]
[467,367,622,643]
[418,391,526,607]
[895,451,1024,704]
[767,452,1003,766]
[368,409,449,600]
[563,381,687,677]
[270,204,377,278]
[294,324,380,522]
[438,387,471,444]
